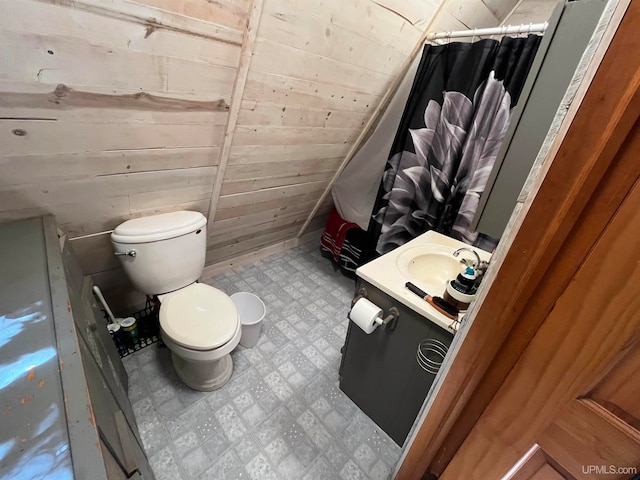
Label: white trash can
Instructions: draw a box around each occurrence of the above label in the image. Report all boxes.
[230,292,266,348]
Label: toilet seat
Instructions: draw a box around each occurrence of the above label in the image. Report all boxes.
[159,283,238,351]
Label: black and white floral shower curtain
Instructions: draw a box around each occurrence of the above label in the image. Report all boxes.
[367,36,542,257]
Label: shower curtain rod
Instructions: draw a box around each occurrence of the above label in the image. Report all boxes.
[427,22,548,41]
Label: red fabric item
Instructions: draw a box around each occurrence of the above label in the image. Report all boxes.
[321,208,359,262]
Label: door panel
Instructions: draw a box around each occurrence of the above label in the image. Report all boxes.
[589,345,640,431]
[440,174,640,479]
[510,447,575,480]
[532,465,567,480]
[535,345,640,480]
[538,400,640,480]
[397,2,639,477]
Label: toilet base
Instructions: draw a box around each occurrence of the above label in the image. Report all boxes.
[171,352,233,392]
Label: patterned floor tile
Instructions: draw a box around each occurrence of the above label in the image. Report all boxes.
[181,447,210,478]
[353,444,378,474]
[215,404,248,444]
[197,448,242,480]
[277,453,306,480]
[264,436,290,465]
[203,431,231,459]
[149,446,184,480]
[123,242,401,480]
[245,453,280,480]
[292,438,320,467]
[324,440,350,471]
[241,403,267,425]
[233,434,261,464]
[301,456,338,480]
[340,459,368,480]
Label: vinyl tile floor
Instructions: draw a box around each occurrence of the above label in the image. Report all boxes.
[123,242,402,480]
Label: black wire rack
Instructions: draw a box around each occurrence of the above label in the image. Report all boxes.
[103,298,162,357]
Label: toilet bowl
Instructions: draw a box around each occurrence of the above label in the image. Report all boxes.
[111,211,240,391]
[159,283,241,391]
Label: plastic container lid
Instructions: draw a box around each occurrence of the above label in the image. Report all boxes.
[160,283,238,351]
[111,211,206,244]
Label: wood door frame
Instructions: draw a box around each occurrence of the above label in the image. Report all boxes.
[395,1,640,478]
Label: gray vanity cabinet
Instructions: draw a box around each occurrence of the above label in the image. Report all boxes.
[339,279,454,446]
[0,216,154,480]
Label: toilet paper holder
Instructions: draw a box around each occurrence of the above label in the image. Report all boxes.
[379,307,400,328]
[350,288,399,329]
[351,287,368,307]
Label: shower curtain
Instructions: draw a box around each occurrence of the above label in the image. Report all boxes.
[367,35,542,258]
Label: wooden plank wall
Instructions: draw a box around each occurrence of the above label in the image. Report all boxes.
[0,0,248,275]
[205,0,444,265]
[430,0,515,31]
[0,0,543,283]
[501,0,560,26]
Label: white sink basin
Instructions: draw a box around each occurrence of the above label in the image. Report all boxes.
[356,230,491,331]
[396,244,463,297]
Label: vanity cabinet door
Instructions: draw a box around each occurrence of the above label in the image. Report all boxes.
[339,280,454,446]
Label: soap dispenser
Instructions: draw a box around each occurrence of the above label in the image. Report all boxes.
[442,266,478,311]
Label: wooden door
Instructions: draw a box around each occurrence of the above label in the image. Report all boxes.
[440,174,640,479]
[395,2,640,478]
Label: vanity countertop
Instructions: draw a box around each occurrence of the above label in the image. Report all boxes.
[356,231,491,332]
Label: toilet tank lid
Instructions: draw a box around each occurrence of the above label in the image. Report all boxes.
[111,211,206,244]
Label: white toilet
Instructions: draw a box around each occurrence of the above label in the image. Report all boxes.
[111,211,241,391]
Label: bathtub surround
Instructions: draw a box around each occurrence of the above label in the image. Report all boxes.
[124,241,401,480]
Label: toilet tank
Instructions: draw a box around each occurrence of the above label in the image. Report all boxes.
[111,211,207,295]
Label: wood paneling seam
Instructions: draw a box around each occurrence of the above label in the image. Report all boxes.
[206,0,265,225]
[295,0,449,238]
[499,0,526,26]
[33,0,243,45]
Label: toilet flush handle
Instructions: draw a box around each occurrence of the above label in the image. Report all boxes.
[114,250,137,257]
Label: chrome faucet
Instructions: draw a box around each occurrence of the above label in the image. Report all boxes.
[452,247,480,268]
[453,247,490,287]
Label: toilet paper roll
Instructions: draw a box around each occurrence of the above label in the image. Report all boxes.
[349,298,383,334]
